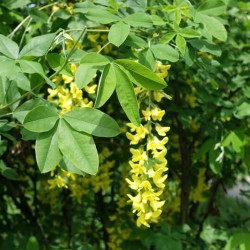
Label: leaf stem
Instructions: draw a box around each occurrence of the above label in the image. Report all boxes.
[19,17,32,47]
[98,42,111,54]
[0,113,13,118]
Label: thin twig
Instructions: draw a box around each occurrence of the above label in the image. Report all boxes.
[98,42,111,54]
[19,17,32,47]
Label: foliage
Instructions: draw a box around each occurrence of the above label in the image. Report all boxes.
[0,0,249,249]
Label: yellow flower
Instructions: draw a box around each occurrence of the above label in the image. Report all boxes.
[142,108,151,121]
[147,136,169,151]
[153,169,168,188]
[126,132,141,145]
[151,108,165,121]
[129,161,146,175]
[70,83,82,99]
[137,213,150,227]
[134,87,143,95]
[153,91,165,102]
[88,33,100,43]
[84,84,97,94]
[52,75,62,84]
[48,88,58,98]
[52,5,60,12]
[127,123,137,132]
[155,62,171,78]
[136,125,149,138]
[48,175,68,189]
[70,63,78,74]
[130,148,148,163]
[62,74,73,84]
[155,123,170,136]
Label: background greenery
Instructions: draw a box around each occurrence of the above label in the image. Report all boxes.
[0,0,249,249]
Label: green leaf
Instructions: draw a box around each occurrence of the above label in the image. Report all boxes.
[95,64,116,108]
[196,14,227,41]
[124,34,148,48]
[159,32,176,44]
[123,13,152,28]
[225,233,250,250]
[17,108,38,125]
[21,128,38,141]
[58,118,99,175]
[35,122,62,173]
[179,28,200,38]
[19,33,56,58]
[151,44,179,62]
[18,60,55,88]
[75,65,97,89]
[47,53,72,77]
[198,0,227,16]
[19,60,44,75]
[115,59,166,90]
[60,157,85,176]
[235,102,250,118]
[244,146,250,170]
[184,45,195,66]
[0,34,19,59]
[26,236,39,250]
[222,131,245,153]
[85,10,121,24]
[29,8,48,23]
[0,160,18,181]
[189,39,221,56]
[63,107,120,137]
[209,148,223,174]
[0,56,20,80]
[138,48,156,71]
[175,9,181,25]
[15,73,30,91]
[23,105,59,133]
[176,34,186,55]
[80,52,110,66]
[0,77,21,111]
[151,15,166,26]
[113,65,140,126]
[194,139,216,160]
[108,21,130,47]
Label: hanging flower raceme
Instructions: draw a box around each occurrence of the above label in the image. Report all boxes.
[47,63,97,114]
[126,95,170,227]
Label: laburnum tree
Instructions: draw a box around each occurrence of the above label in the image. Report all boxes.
[0,0,249,249]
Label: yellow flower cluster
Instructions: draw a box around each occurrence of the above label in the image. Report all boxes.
[126,106,170,227]
[87,27,113,54]
[47,64,96,114]
[190,168,210,203]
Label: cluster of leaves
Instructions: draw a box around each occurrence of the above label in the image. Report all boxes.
[0,0,249,249]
